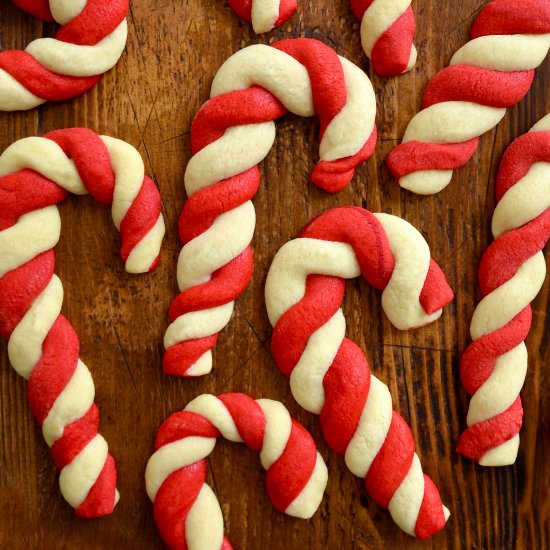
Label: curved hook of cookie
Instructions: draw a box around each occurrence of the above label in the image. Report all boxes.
[265,206,453,539]
[386,0,550,195]
[163,38,377,379]
[0,0,129,111]
[0,128,165,517]
[145,393,328,549]
[457,114,550,466]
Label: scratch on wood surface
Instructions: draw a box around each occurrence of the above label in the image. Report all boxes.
[113,326,137,393]
[244,318,268,348]
[126,91,162,204]
[444,3,487,36]
[220,346,262,388]
[383,342,455,354]
[160,132,190,144]
[128,4,145,48]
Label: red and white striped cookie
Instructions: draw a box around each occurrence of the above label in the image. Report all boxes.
[386,0,550,194]
[227,0,297,33]
[265,207,453,539]
[1,0,128,111]
[350,0,416,76]
[0,128,165,517]
[457,114,550,466]
[164,38,377,378]
[145,393,328,549]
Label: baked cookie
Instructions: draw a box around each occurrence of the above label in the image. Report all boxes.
[265,207,453,538]
[457,114,550,466]
[0,128,165,516]
[350,0,416,76]
[164,38,377,378]
[1,0,128,111]
[386,0,550,194]
[227,0,297,33]
[146,393,328,549]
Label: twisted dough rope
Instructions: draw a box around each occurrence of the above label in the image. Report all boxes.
[265,207,454,539]
[145,393,328,549]
[226,0,416,76]
[227,0,297,33]
[164,38,377,378]
[1,0,129,111]
[386,0,550,194]
[457,115,550,466]
[350,0,416,76]
[0,128,165,516]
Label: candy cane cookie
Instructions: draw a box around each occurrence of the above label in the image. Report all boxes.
[457,115,550,466]
[386,0,550,194]
[145,393,328,549]
[227,0,297,33]
[0,128,165,516]
[265,207,453,539]
[164,38,377,378]
[1,0,128,111]
[350,0,416,76]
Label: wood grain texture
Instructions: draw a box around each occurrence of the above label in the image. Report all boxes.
[0,0,549,548]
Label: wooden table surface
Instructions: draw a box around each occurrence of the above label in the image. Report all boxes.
[1,1,549,548]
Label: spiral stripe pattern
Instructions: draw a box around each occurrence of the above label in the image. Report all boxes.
[145,393,328,550]
[164,38,377,378]
[386,0,550,195]
[1,0,129,111]
[264,207,453,539]
[457,115,550,466]
[350,0,416,76]
[0,128,165,516]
